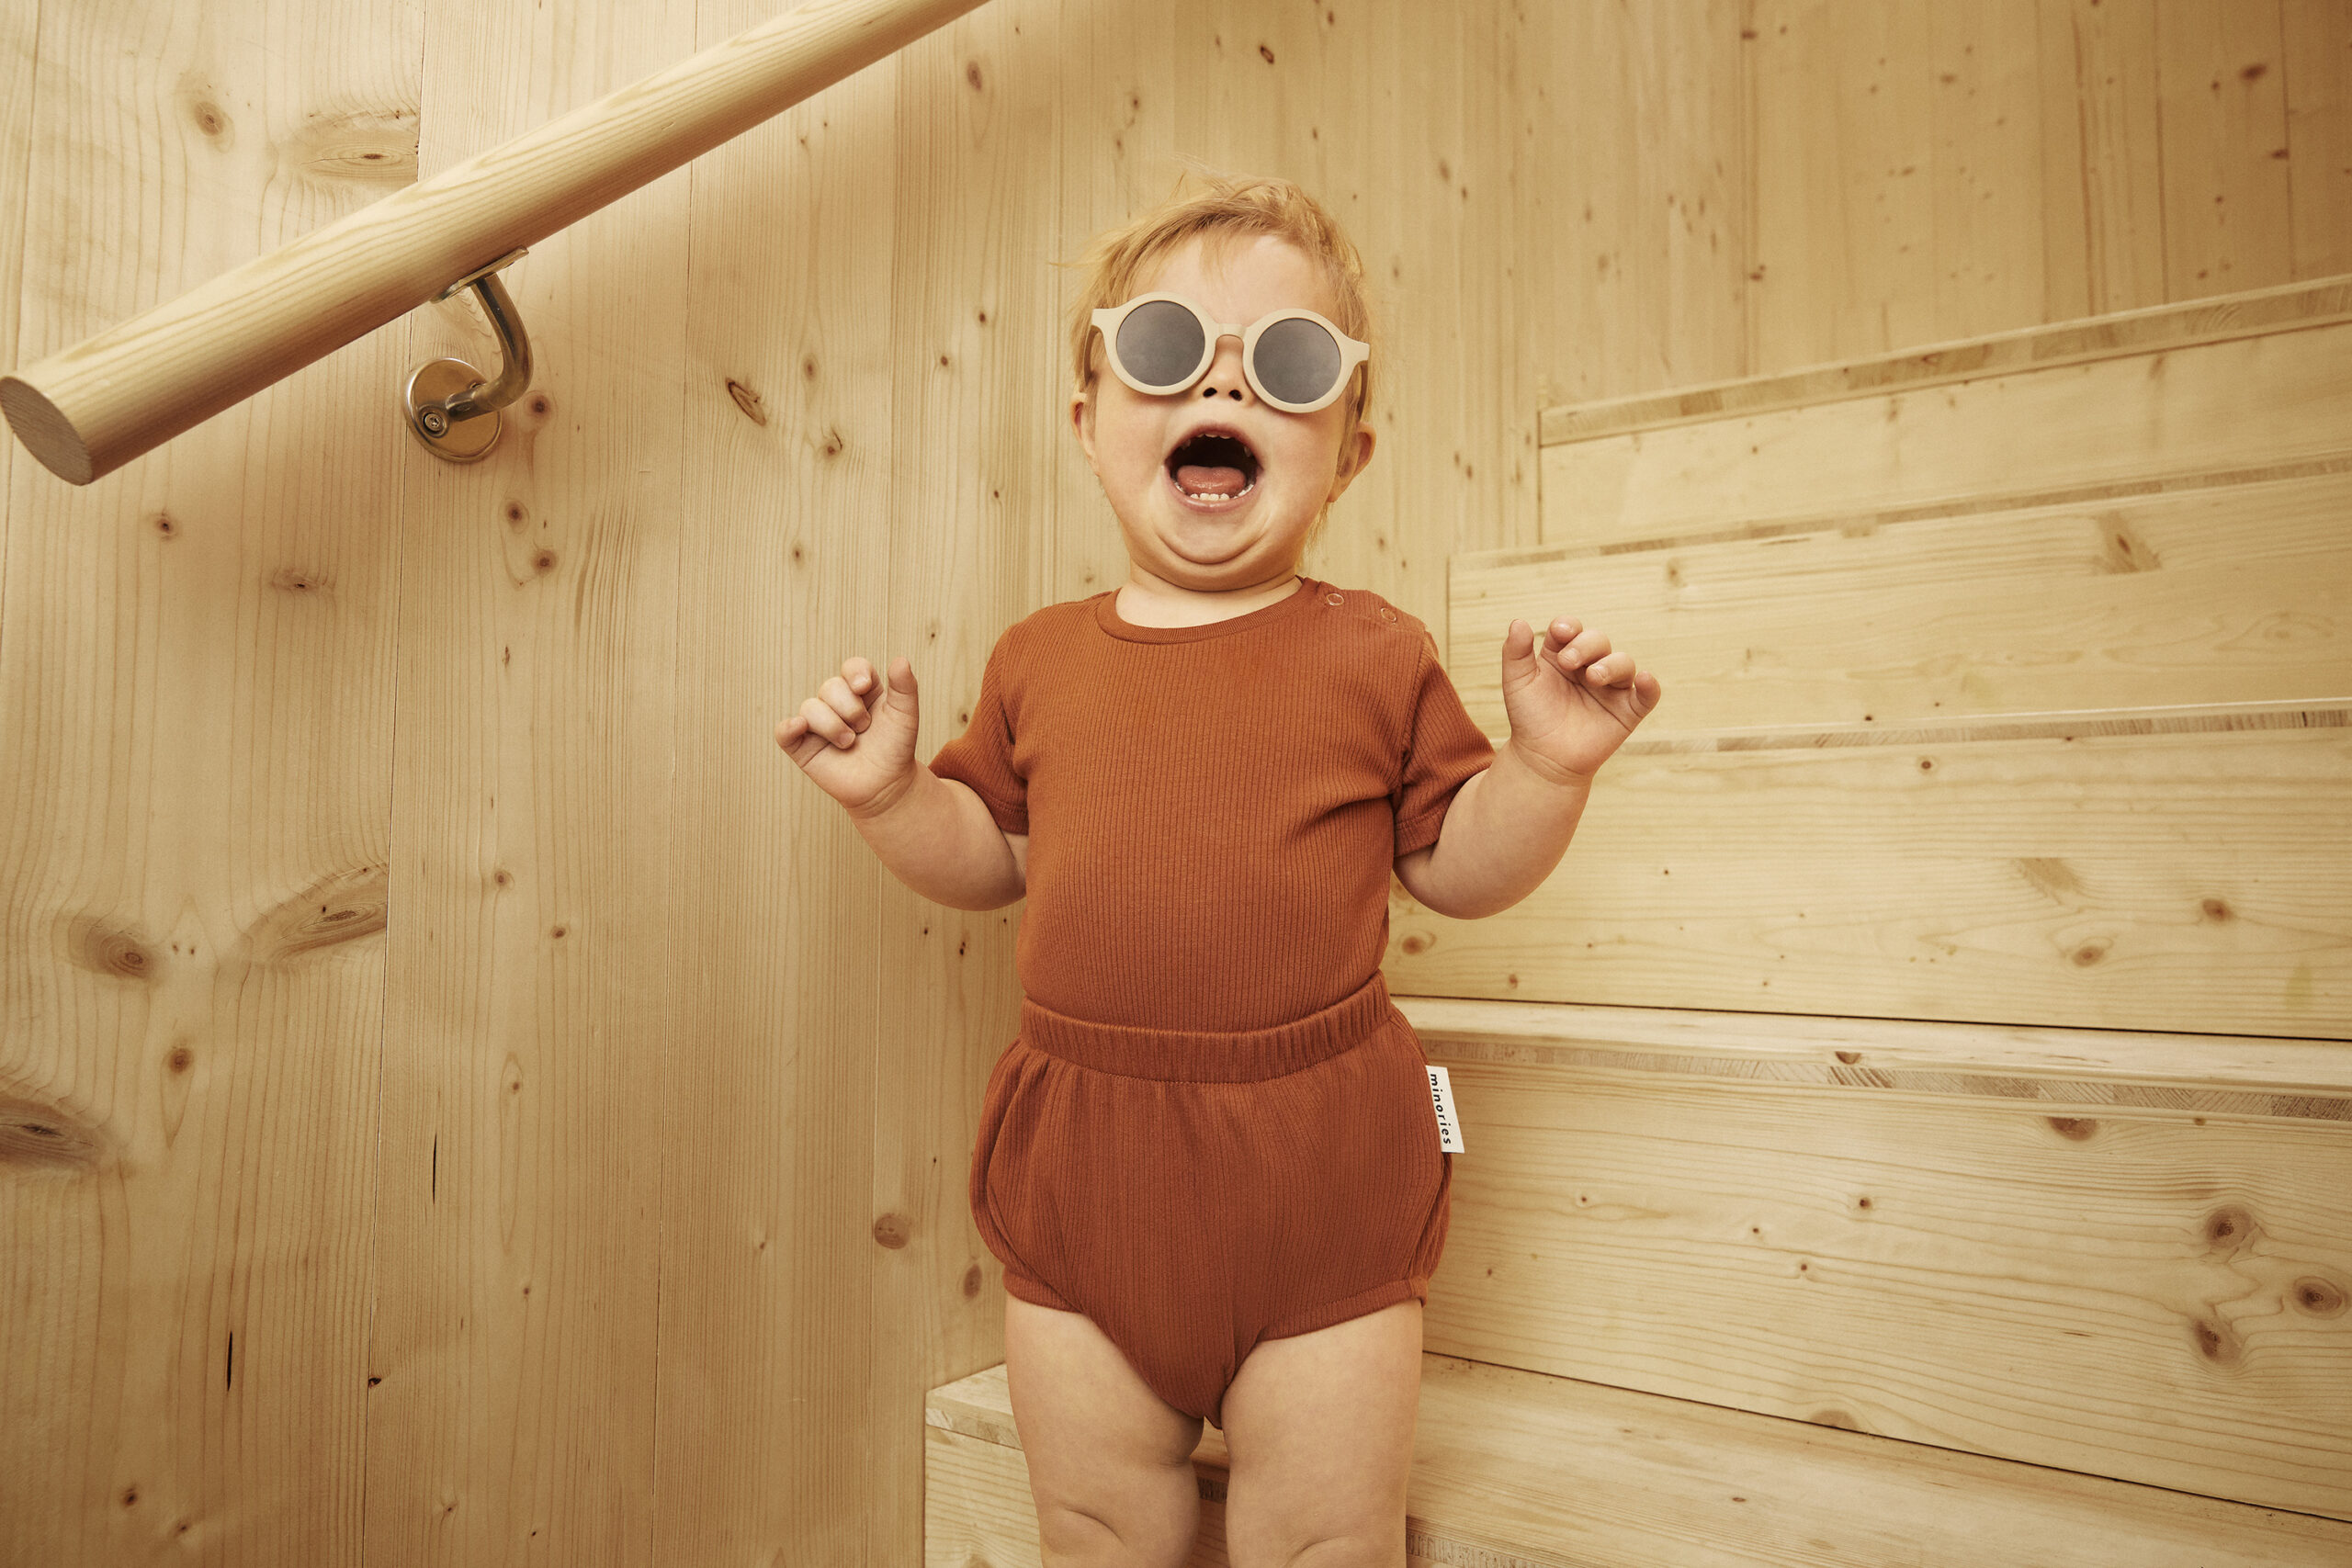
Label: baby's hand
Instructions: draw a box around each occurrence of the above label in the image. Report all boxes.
[1499,615,1663,785]
[775,655,923,817]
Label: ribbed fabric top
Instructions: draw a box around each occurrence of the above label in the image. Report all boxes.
[927,575,1497,1032]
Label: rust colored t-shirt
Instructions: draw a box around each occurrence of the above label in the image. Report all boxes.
[926,575,1496,1032]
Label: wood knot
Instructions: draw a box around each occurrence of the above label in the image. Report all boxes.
[62,916,162,982]
[2203,1203,2257,1253]
[0,1093,109,1173]
[2290,1276,2346,1317]
[1808,1409,1860,1430]
[962,1263,984,1299]
[237,864,390,964]
[1835,1050,1862,1065]
[872,1213,910,1249]
[2189,1316,2243,1367]
[2069,940,2109,966]
[2047,1116,2097,1141]
[2199,897,2232,920]
[168,1045,194,1074]
[1399,932,1430,955]
[965,60,983,91]
[726,378,769,426]
[532,549,557,574]
[1259,42,1276,62]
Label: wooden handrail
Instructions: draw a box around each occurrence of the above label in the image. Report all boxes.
[0,0,989,486]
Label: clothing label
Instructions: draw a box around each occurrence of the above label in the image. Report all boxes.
[1427,1065,1464,1154]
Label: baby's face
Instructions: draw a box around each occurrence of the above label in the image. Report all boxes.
[1071,233,1374,590]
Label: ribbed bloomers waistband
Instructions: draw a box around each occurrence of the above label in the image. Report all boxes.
[1013,969,1398,1083]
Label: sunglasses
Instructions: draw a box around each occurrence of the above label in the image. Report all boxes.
[1090,293,1371,414]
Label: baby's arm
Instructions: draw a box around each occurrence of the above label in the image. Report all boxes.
[1396,613,1659,919]
[777,653,1027,911]
[1394,749,1587,919]
[849,770,1027,911]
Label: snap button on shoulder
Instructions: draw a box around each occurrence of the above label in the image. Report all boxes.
[1325,592,1344,605]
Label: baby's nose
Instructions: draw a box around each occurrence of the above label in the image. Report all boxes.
[1197,335,1250,402]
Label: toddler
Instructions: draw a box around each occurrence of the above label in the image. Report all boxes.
[777,175,1659,1568]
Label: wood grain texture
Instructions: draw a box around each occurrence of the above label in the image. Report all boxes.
[1458,470,2352,737]
[2155,0,2295,300]
[1393,992,2352,1105]
[1737,0,2350,378]
[1539,274,2352,445]
[1420,1059,2352,1519]
[1384,725,2351,1038]
[2283,0,2352,279]
[0,1,418,1562]
[931,1357,2352,1566]
[365,1,690,1563]
[1542,316,2352,548]
[2040,0,2169,318]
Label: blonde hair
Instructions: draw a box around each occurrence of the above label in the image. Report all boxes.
[1065,170,1376,432]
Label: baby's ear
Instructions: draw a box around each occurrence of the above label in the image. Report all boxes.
[1333,419,1376,487]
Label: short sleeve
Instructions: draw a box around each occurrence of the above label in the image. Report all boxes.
[926,629,1029,835]
[1392,631,1496,858]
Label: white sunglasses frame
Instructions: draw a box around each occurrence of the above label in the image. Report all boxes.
[1089,292,1371,414]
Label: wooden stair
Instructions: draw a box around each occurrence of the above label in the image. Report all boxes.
[925,1356,2352,1567]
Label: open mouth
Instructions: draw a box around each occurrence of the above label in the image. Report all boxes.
[1166,430,1260,506]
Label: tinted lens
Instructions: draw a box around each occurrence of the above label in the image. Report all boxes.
[1250,316,1343,405]
[1114,299,1207,388]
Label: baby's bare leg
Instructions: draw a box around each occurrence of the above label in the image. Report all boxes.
[1219,1299,1422,1568]
[1004,1293,1205,1568]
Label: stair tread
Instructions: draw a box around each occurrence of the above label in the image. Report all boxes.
[1390,994,2352,1100]
[928,1352,2352,1567]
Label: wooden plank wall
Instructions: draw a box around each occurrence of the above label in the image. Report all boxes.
[0,4,420,1564]
[4,1,2344,1562]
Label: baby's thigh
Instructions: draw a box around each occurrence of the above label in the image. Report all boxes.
[1002,1292,1205,1566]
[1218,1299,1424,1568]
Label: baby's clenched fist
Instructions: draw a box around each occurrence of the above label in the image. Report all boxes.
[775,654,924,817]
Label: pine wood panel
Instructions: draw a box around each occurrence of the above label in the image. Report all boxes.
[1419,1054,2352,1519]
[2036,0,2167,319]
[1382,725,2352,1038]
[1540,317,2352,548]
[2283,0,2352,280]
[1456,470,2352,738]
[1394,994,2352,1110]
[1539,275,2352,446]
[1744,0,2348,377]
[2155,0,2295,300]
[0,2,418,1561]
[364,1,686,1562]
